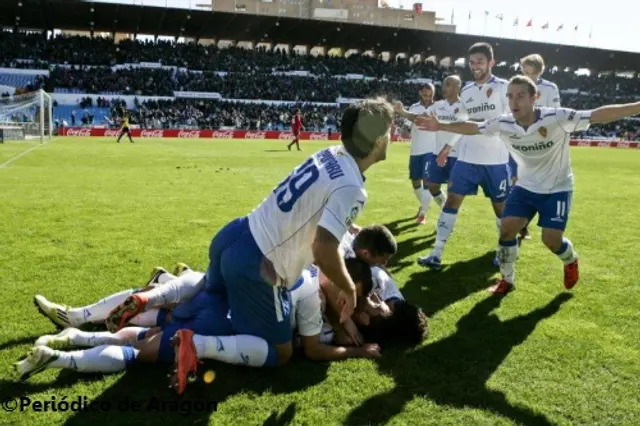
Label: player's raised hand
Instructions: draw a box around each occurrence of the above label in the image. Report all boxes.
[336,289,357,323]
[437,145,452,167]
[359,343,381,359]
[415,114,440,131]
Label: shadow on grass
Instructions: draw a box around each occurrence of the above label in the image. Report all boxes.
[51,354,327,426]
[345,292,573,426]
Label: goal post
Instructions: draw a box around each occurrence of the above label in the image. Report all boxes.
[0,89,53,143]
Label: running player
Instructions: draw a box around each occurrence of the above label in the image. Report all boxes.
[116,112,134,144]
[415,75,640,294]
[106,98,395,374]
[515,53,562,240]
[400,84,436,224]
[287,109,304,151]
[415,42,511,270]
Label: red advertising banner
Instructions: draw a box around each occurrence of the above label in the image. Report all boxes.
[58,128,640,148]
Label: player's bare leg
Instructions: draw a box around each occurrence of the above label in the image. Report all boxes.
[287,137,301,151]
[418,192,464,269]
[489,216,527,295]
[541,228,579,289]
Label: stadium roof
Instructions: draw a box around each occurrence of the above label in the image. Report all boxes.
[2,0,638,71]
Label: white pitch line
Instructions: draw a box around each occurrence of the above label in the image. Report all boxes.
[0,141,47,169]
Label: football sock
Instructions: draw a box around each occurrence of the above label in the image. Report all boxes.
[48,345,138,373]
[67,289,135,326]
[498,239,519,284]
[432,207,458,258]
[129,309,161,326]
[554,238,578,264]
[433,191,446,208]
[192,335,279,367]
[144,271,205,309]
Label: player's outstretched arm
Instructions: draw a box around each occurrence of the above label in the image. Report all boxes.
[313,227,358,322]
[589,102,640,124]
[301,334,380,361]
[415,115,481,135]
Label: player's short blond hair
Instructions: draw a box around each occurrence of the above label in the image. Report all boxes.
[520,54,545,75]
[509,75,538,97]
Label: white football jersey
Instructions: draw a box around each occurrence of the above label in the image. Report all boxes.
[289,265,324,337]
[536,78,561,108]
[338,231,356,259]
[426,99,468,158]
[371,267,404,302]
[456,76,510,165]
[248,145,367,288]
[478,107,592,193]
[408,101,436,155]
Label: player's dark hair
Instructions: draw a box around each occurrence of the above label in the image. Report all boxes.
[353,225,397,257]
[360,301,429,347]
[340,97,394,159]
[344,257,374,296]
[420,83,435,92]
[509,75,538,97]
[468,42,494,62]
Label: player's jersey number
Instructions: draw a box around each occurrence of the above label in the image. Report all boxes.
[274,157,320,212]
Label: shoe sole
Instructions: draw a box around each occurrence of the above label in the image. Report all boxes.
[171,330,199,395]
[106,297,143,333]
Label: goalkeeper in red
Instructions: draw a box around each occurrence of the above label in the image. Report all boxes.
[416,75,640,294]
[287,109,304,151]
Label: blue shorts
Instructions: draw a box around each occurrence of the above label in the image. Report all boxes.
[448,160,510,203]
[503,186,573,230]
[508,156,518,179]
[409,153,429,180]
[425,155,457,184]
[204,217,292,346]
[157,291,232,363]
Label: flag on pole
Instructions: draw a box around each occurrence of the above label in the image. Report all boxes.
[542,22,549,29]
[468,11,471,20]
[513,18,519,26]
[451,9,454,24]
[526,19,533,27]
[574,24,579,31]
[557,24,564,31]
[496,13,504,21]
[485,11,490,17]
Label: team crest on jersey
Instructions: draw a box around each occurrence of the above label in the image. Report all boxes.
[486,87,493,98]
[538,127,548,138]
[346,205,360,226]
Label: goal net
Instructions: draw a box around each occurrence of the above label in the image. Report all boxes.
[0,89,53,143]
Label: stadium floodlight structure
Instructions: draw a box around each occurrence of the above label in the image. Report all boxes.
[0,89,53,143]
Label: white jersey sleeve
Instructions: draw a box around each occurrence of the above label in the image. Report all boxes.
[554,108,592,133]
[318,186,366,241]
[408,102,436,155]
[537,79,561,108]
[247,145,366,288]
[290,266,324,337]
[338,231,356,259]
[477,116,504,136]
[371,267,404,302]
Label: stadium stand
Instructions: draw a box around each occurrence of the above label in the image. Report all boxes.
[1,1,640,140]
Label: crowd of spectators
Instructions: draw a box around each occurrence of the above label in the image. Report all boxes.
[2,31,640,138]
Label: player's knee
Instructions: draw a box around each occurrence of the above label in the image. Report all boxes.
[444,193,463,209]
[275,342,293,366]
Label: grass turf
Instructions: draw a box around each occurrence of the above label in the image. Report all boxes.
[0,137,639,426]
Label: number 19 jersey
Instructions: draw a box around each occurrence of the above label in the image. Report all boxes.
[248,145,367,288]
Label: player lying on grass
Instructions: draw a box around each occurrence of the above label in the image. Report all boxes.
[15,258,384,386]
[414,74,640,294]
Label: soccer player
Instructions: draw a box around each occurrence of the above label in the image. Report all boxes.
[515,54,562,240]
[396,76,466,220]
[412,43,511,270]
[107,98,394,373]
[116,112,134,144]
[287,109,304,151]
[415,74,640,294]
[15,259,380,388]
[400,84,436,224]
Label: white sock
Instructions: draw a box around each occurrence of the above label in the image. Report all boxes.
[144,271,205,309]
[498,240,519,284]
[48,345,138,373]
[413,187,424,205]
[192,335,276,367]
[433,191,446,208]
[129,309,161,326]
[432,208,458,258]
[555,238,578,264]
[67,327,147,347]
[67,289,135,326]
[420,190,433,212]
[495,217,503,258]
[156,271,177,285]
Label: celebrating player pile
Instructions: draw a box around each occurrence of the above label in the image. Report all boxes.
[415,74,640,294]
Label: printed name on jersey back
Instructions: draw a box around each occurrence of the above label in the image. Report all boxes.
[317,148,345,180]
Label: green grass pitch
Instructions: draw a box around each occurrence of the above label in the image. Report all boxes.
[1,137,639,426]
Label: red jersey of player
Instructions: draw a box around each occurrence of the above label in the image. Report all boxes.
[287,109,303,151]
